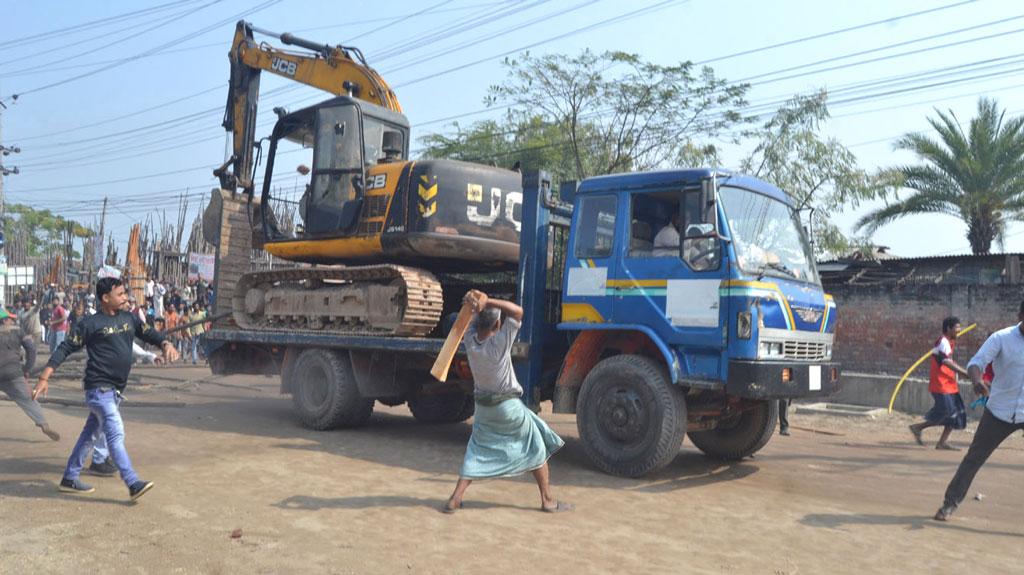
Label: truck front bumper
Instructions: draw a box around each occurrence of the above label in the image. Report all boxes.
[726,360,841,400]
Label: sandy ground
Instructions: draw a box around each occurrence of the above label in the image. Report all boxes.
[2,361,1023,575]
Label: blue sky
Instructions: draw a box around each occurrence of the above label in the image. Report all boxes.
[1,0,1022,258]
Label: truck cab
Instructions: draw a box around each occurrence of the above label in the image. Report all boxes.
[553,169,840,476]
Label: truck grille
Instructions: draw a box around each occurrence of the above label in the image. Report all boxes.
[783,340,828,360]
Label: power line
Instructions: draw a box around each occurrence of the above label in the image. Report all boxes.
[12,1,1019,202]
[734,22,1024,87]
[0,0,224,71]
[392,0,682,89]
[6,0,283,100]
[370,0,550,63]
[0,3,510,80]
[0,0,204,50]
[383,0,599,75]
[10,0,584,160]
[347,0,456,42]
[13,85,224,142]
[698,0,978,65]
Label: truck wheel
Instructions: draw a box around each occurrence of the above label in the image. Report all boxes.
[408,392,474,424]
[688,400,777,460]
[290,348,373,430]
[576,354,686,477]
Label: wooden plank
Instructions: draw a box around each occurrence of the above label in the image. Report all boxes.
[430,302,474,382]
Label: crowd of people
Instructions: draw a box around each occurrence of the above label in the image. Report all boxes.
[6,275,213,366]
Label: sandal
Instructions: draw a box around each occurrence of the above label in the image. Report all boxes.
[935,443,960,451]
[541,501,574,513]
[909,425,924,446]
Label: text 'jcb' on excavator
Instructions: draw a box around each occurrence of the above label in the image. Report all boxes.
[206,21,524,337]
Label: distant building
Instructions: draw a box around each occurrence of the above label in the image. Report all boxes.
[819,252,1024,287]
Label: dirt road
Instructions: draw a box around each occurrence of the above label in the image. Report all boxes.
[2,364,1022,574]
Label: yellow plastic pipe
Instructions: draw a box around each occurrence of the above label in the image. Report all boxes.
[887,323,976,413]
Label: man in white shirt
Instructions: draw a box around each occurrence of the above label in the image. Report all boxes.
[652,214,680,257]
[154,280,167,319]
[934,301,1024,521]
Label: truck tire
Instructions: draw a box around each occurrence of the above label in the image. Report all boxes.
[290,348,374,430]
[408,392,474,424]
[576,354,686,477]
[688,399,777,460]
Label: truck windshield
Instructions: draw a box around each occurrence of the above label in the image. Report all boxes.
[719,185,820,285]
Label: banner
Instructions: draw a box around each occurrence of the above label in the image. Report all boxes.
[97,265,122,279]
[188,253,216,282]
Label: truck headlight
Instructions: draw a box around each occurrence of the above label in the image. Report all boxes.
[737,311,752,340]
[759,341,784,358]
[825,344,832,359]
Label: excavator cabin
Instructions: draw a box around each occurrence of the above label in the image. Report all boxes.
[257,96,523,270]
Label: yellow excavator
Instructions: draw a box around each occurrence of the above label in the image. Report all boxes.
[207,21,523,337]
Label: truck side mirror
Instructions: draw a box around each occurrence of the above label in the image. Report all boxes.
[700,177,718,233]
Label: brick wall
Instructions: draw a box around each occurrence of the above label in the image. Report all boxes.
[830,284,1024,375]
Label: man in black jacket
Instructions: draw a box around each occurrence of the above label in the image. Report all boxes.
[0,308,58,440]
[33,277,178,501]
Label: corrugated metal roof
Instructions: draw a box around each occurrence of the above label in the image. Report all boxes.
[819,252,1024,265]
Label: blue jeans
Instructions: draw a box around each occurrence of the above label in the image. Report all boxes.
[50,330,66,353]
[64,388,139,487]
[91,429,109,464]
[191,337,201,364]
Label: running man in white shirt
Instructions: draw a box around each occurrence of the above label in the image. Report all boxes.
[934,300,1024,521]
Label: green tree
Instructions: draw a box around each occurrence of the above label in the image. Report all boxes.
[738,91,890,258]
[3,203,90,258]
[856,97,1024,254]
[419,50,750,182]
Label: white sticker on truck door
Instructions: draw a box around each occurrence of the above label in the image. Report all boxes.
[567,266,607,297]
[666,280,720,327]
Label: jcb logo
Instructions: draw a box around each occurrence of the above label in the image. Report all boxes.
[271,57,297,76]
[367,174,387,190]
[466,184,522,232]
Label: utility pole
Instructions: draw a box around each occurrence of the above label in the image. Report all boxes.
[0,96,21,219]
[0,97,21,306]
[97,196,108,267]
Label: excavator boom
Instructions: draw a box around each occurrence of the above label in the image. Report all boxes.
[218,20,403,194]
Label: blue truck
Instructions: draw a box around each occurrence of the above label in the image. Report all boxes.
[205,168,840,477]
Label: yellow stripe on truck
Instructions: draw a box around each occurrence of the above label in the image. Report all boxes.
[561,303,605,323]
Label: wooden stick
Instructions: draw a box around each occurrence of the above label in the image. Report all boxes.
[431,302,475,382]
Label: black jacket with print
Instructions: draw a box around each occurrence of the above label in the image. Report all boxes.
[46,310,165,391]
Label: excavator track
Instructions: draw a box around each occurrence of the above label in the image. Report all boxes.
[232,264,443,337]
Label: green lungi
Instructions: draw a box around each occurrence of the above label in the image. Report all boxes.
[459,396,564,479]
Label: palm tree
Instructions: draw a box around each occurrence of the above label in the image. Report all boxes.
[856,98,1024,254]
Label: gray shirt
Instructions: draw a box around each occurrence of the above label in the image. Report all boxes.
[464,316,522,397]
[18,307,41,338]
[967,323,1024,424]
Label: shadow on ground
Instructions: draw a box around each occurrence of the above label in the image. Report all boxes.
[800,512,1024,539]
[273,494,536,513]
[0,478,134,506]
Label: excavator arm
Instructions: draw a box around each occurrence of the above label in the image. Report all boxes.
[218,20,402,194]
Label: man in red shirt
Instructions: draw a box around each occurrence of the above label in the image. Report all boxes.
[909,316,971,450]
[48,298,69,354]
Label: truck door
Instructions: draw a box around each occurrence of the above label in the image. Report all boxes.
[617,186,725,378]
[563,194,618,324]
[304,103,366,236]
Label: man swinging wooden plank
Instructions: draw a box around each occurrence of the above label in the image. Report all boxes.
[440,289,573,514]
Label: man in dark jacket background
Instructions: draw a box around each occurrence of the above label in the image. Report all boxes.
[0,308,58,441]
